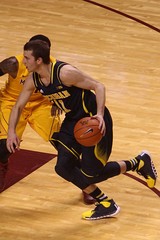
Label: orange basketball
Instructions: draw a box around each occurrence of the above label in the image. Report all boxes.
[74,117,103,147]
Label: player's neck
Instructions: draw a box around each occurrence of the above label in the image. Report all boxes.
[38,62,52,86]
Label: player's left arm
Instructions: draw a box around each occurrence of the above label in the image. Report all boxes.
[60,65,106,134]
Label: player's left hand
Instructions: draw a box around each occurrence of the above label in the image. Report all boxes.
[51,104,63,116]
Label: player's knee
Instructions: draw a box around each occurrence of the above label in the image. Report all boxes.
[104,162,121,178]
[55,163,72,182]
[0,139,12,163]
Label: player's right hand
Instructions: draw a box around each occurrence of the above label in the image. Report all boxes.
[91,114,106,136]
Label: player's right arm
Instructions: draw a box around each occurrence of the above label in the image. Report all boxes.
[7,74,35,153]
[0,56,18,78]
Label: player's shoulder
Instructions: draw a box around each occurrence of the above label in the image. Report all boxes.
[55,60,72,70]
[5,55,23,69]
[6,54,23,63]
[2,56,17,66]
[60,62,77,75]
[0,56,19,76]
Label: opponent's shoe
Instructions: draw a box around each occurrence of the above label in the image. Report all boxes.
[134,150,157,188]
[82,191,96,205]
[82,199,120,220]
[0,162,8,192]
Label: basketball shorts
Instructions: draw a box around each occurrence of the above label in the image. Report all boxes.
[0,98,61,141]
[51,107,113,177]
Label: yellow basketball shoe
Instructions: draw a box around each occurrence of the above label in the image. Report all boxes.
[82,199,120,220]
[135,150,157,188]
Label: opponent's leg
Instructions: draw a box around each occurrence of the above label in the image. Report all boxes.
[0,139,12,191]
[0,103,28,192]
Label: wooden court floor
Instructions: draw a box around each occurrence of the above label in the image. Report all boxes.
[0,0,159,239]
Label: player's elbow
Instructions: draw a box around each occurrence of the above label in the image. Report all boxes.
[94,82,106,94]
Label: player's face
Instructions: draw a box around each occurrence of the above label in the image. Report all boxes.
[23,50,39,72]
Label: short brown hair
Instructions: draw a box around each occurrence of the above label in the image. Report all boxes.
[24,40,50,64]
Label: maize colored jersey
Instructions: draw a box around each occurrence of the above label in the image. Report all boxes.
[0,55,55,101]
[0,54,60,141]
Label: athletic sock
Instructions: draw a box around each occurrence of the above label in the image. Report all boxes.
[124,158,139,171]
[89,187,108,203]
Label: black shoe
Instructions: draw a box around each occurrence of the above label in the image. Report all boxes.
[135,150,157,188]
[82,199,120,220]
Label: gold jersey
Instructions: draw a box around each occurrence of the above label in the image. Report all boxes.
[0,54,60,141]
[0,54,56,102]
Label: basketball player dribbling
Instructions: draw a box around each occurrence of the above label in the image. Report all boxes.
[7,40,157,220]
[0,35,94,206]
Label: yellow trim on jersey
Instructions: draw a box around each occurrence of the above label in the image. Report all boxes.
[33,57,56,86]
[33,72,38,88]
[54,99,64,111]
[38,74,43,86]
[50,63,54,84]
[56,63,65,84]
[82,90,92,116]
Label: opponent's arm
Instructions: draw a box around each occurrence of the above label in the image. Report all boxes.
[7,74,35,153]
[60,65,106,134]
[0,57,19,78]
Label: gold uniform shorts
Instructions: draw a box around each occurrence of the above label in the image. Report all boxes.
[0,98,61,141]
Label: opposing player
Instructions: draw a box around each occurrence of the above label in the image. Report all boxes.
[7,40,157,220]
[0,35,61,192]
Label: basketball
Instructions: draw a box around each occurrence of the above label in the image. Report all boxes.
[74,117,103,147]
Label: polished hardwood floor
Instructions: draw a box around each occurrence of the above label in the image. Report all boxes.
[0,0,159,239]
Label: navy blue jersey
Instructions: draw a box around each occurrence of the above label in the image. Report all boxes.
[33,61,97,120]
